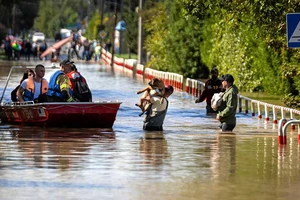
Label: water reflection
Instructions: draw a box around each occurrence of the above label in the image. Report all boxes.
[210,133,236,180]
[2,61,300,199]
[140,132,168,166]
[6,127,116,170]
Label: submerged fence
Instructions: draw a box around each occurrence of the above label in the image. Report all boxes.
[101,49,300,127]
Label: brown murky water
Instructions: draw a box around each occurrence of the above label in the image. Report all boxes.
[0,60,299,200]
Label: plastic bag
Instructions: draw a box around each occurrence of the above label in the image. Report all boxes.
[211,92,224,111]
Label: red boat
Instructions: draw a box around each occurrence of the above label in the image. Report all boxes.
[0,101,121,128]
[0,66,121,128]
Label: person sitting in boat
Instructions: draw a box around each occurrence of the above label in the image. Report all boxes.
[67,64,92,102]
[16,64,48,103]
[47,59,79,102]
[11,69,35,102]
[143,85,174,131]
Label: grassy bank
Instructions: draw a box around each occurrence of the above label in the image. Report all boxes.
[239,92,285,107]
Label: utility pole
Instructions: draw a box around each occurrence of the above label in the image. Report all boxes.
[111,0,118,67]
[119,0,123,55]
[12,0,16,35]
[137,0,143,64]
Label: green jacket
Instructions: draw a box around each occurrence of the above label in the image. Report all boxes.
[218,85,239,124]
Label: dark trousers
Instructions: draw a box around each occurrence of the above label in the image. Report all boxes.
[220,122,236,132]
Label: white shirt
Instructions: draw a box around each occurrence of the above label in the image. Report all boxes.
[150,96,168,112]
[21,79,42,99]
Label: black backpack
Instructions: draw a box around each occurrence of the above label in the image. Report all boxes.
[73,77,92,102]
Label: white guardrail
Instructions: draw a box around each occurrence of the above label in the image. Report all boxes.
[278,119,300,145]
[101,49,300,135]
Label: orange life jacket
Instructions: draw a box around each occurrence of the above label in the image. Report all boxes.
[23,76,48,101]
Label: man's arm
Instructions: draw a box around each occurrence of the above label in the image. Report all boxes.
[16,87,25,102]
[195,81,210,103]
[57,75,75,102]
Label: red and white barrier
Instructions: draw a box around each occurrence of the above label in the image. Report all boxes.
[100,53,300,125]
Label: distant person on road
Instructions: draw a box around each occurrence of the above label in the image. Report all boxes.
[17,65,48,103]
[216,74,239,132]
[82,40,90,61]
[94,42,101,62]
[24,39,32,61]
[195,68,223,114]
[39,41,48,60]
[68,32,81,60]
[3,36,12,60]
[105,39,112,52]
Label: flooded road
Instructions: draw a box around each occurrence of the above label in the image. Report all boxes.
[0,60,299,200]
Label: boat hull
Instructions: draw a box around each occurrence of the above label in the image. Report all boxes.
[0,101,121,128]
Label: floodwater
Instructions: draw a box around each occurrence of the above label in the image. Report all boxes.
[0,60,300,200]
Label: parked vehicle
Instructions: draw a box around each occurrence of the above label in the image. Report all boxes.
[32,32,45,42]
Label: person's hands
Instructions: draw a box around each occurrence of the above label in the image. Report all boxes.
[216,114,220,120]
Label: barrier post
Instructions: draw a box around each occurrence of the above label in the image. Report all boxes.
[245,99,248,114]
[251,101,255,116]
[278,119,287,145]
[264,104,269,121]
[191,80,195,96]
[185,78,190,93]
[258,102,262,119]
[281,107,286,119]
[290,111,295,130]
[238,97,242,113]
[298,124,300,143]
[272,106,277,124]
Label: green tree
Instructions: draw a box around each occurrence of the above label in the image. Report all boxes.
[182,0,300,106]
[34,0,89,38]
[144,0,207,78]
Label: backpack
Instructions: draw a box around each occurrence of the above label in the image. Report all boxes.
[73,77,92,102]
[73,33,79,42]
[211,92,224,111]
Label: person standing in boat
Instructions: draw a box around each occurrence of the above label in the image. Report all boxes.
[47,59,78,102]
[16,64,48,102]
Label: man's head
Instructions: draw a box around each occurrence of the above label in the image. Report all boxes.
[211,68,218,80]
[35,64,45,79]
[220,74,234,88]
[60,59,74,74]
[165,85,174,98]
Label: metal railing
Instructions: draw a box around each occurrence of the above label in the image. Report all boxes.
[278,119,300,145]
[101,50,300,127]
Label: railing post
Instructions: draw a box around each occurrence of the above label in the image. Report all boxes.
[245,99,248,114]
[278,119,287,145]
[251,101,255,116]
[272,106,277,124]
[238,97,242,113]
[258,102,262,119]
[264,104,269,121]
[290,111,295,130]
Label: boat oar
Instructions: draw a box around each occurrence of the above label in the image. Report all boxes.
[0,66,23,104]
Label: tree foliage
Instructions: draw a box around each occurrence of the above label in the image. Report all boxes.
[144,0,207,78]
[142,0,300,108]
[34,0,87,38]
